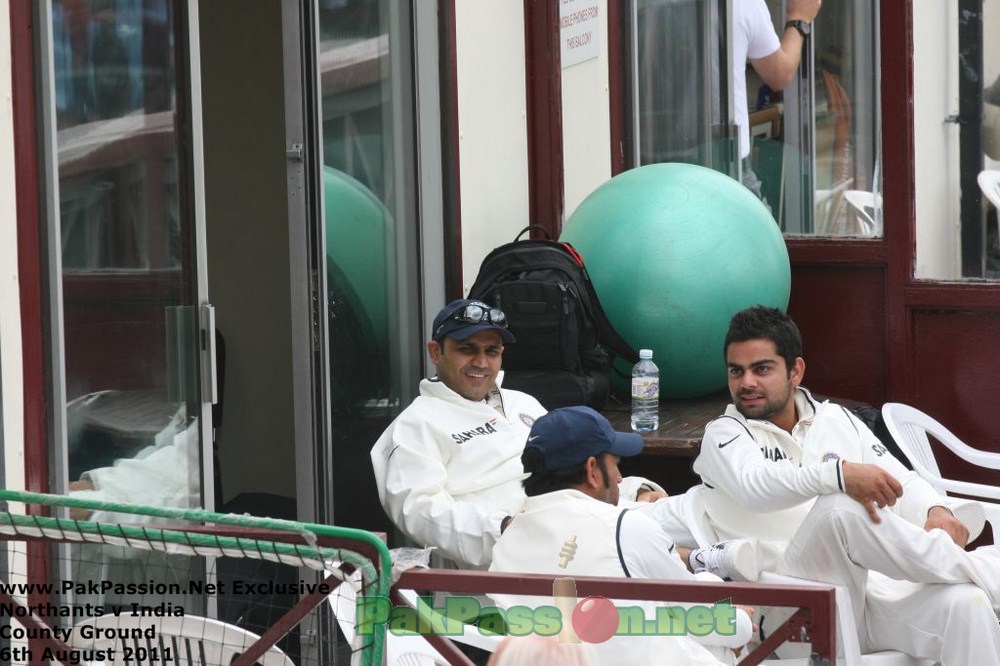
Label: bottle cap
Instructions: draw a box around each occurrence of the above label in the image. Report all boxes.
[639,349,653,359]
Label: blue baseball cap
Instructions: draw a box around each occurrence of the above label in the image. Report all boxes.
[525,406,644,471]
[432,299,516,344]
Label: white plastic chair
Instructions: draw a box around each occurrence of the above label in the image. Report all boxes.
[979,170,1000,210]
[881,402,1000,532]
[681,485,928,665]
[814,178,853,234]
[71,613,294,665]
[843,190,880,236]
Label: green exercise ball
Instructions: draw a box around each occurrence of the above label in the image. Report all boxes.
[561,163,790,398]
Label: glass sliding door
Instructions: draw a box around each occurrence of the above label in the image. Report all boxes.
[765,0,881,236]
[43,0,210,612]
[317,0,422,534]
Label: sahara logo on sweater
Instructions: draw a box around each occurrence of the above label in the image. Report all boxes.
[450,417,499,444]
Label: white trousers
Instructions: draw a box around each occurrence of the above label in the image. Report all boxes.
[780,493,1000,665]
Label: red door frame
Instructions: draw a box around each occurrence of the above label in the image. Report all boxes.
[523,0,564,240]
[11,0,49,497]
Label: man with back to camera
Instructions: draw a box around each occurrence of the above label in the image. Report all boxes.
[733,0,822,201]
[370,299,750,573]
[489,406,757,666]
[693,305,1000,663]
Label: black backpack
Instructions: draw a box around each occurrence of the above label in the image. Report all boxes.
[467,226,639,409]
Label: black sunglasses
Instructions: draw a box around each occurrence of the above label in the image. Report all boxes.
[434,302,508,339]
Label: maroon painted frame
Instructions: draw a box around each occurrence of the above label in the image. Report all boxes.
[439,0,465,300]
[10,8,53,663]
[608,0,627,176]
[394,568,838,665]
[11,0,49,498]
[523,0,564,238]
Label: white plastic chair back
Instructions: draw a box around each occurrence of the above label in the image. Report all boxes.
[843,190,879,236]
[881,402,1000,533]
[979,170,1000,210]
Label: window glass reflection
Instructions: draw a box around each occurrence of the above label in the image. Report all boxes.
[318,0,411,533]
[914,0,999,278]
[629,0,882,237]
[49,0,203,612]
[634,0,730,171]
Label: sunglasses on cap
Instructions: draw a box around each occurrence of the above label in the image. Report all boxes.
[434,302,508,339]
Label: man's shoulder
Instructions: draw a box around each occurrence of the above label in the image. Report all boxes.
[704,408,756,440]
[498,387,545,410]
[527,489,619,516]
[809,393,862,424]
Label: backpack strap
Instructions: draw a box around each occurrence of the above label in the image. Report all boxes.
[562,242,640,366]
[560,242,585,266]
[514,224,552,241]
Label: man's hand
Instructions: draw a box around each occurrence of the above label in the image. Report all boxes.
[68,479,94,519]
[841,461,903,523]
[924,506,969,547]
[636,490,667,503]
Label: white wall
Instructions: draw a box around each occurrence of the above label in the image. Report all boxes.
[1,5,25,493]
[913,0,962,279]
[456,1,613,291]
[455,0,531,293]
[561,0,612,220]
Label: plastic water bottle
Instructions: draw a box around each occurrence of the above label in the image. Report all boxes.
[631,349,659,432]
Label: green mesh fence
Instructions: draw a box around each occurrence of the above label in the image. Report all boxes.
[0,489,390,666]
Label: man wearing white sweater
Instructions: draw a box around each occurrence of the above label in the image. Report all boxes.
[694,305,1000,664]
[371,299,753,574]
[370,300,665,569]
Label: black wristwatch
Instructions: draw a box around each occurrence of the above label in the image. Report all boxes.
[785,19,811,38]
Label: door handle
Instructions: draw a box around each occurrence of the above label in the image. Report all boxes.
[200,304,218,405]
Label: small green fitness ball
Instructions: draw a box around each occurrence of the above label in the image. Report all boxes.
[562,163,790,398]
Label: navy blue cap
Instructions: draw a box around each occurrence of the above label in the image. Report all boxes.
[525,406,644,471]
[432,299,516,344]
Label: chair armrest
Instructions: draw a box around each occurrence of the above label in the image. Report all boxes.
[932,477,1000,502]
[953,447,1000,471]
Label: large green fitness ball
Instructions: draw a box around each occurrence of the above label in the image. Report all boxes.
[561,163,790,398]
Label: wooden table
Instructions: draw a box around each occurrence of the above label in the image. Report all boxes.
[602,390,731,458]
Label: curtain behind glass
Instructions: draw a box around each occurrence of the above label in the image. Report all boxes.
[635,0,732,171]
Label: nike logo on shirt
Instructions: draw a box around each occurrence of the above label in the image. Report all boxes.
[718,435,739,449]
